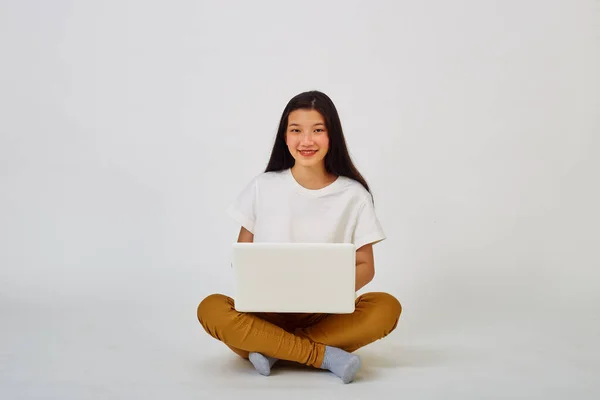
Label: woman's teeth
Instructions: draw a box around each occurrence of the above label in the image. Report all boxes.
[299,150,317,156]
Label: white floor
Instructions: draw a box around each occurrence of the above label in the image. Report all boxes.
[1,296,599,400]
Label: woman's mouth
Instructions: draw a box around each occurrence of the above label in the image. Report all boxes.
[299,150,317,157]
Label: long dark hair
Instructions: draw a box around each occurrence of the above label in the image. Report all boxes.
[265,90,371,194]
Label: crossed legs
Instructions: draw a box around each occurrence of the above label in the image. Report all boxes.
[197,292,401,381]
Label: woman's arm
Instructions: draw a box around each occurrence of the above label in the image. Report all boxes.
[237,226,254,243]
[355,244,375,291]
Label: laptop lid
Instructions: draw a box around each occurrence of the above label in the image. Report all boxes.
[231,242,356,314]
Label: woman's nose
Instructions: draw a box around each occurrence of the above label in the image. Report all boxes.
[300,131,314,144]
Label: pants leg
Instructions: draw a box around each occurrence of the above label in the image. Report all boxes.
[295,292,402,352]
[197,294,326,368]
[225,312,292,359]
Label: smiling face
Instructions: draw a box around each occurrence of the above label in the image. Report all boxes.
[285,109,330,169]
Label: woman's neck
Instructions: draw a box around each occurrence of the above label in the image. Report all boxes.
[290,164,337,190]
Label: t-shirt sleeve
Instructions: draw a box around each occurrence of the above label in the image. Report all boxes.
[226,177,258,233]
[353,196,386,249]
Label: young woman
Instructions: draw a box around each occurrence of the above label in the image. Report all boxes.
[197,90,401,384]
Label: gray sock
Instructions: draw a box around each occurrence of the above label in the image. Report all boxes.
[248,352,278,376]
[320,346,361,383]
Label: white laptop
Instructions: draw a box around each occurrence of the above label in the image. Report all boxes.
[231,242,356,314]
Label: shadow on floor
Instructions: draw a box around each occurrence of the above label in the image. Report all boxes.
[358,345,450,368]
[206,344,451,371]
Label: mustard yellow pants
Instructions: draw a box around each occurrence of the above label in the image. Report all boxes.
[197,292,401,368]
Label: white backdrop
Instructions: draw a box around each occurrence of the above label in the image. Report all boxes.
[1,0,599,397]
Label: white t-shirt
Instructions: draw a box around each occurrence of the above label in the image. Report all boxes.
[226,168,386,249]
